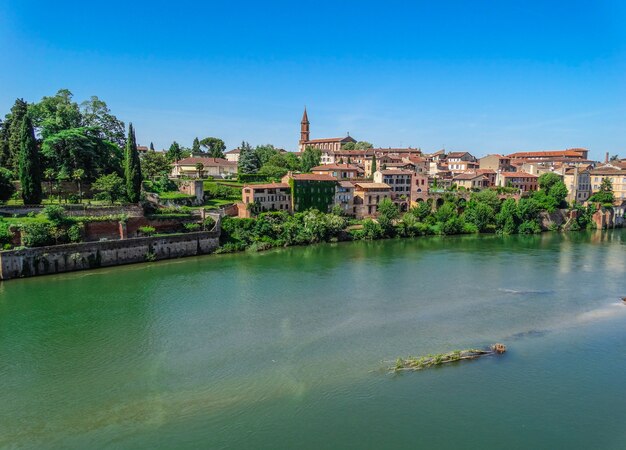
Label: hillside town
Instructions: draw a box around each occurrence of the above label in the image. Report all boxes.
[164,108,625,221]
[1,93,625,280]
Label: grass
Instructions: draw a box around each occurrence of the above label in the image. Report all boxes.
[1,215,50,226]
[203,198,236,209]
[158,192,195,200]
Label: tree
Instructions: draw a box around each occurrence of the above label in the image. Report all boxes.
[0,118,10,170]
[609,154,619,162]
[195,162,204,178]
[463,201,495,232]
[79,96,125,146]
[18,115,43,204]
[200,137,226,158]
[371,154,377,175]
[141,149,171,180]
[192,137,201,154]
[589,178,615,206]
[72,168,85,200]
[41,127,123,181]
[255,145,279,166]
[354,141,373,150]
[301,145,321,172]
[92,173,125,204]
[124,123,142,203]
[6,99,29,174]
[238,141,260,174]
[342,142,355,150]
[377,198,399,236]
[149,142,155,151]
[0,168,15,202]
[166,141,183,162]
[29,89,82,139]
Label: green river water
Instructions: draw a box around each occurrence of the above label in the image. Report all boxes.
[1,230,625,449]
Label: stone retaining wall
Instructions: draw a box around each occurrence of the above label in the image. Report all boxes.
[0,231,220,280]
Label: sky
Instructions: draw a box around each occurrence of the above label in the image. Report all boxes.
[1,0,625,160]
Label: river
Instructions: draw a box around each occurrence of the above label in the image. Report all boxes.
[1,230,625,449]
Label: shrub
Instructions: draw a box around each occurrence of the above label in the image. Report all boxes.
[203,216,216,230]
[67,223,84,243]
[0,221,14,245]
[184,223,201,232]
[21,222,54,247]
[138,226,156,236]
[43,204,67,226]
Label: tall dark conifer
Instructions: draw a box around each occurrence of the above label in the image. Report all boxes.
[124,123,142,203]
[8,98,29,174]
[18,115,42,204]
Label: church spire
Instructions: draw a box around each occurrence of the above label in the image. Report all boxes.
[300,107,310,144]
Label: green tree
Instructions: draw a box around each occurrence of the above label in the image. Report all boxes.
[463,201,495,232]
[377,198,399,236]
[192,137,201,154]
[589,178,615,206]
[30,89,82,139]
[195,162,205,178]
[301,145,321,172]
[149,142,155,151]
[238,141,260,174]
[354,141,373,150]
[371,154,377,175]
[141,148,171,180]
[6,99,29,174]
[200,137,226,158]
[0,168,15,202]
[167,141,183,162]
[341,142,355,150]
[124,123,142,203]
[72,168,85,200]
[255,144,279,166]
[79,96,125,146]
[92,173,125,204]
[18,115,43,204]
[41,127,122,181]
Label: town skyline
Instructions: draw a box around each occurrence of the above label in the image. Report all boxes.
[2,1,626,160]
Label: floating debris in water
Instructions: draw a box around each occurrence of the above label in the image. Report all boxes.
[388,344,506,373]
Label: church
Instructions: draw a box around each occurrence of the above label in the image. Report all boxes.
[298,108,356,152]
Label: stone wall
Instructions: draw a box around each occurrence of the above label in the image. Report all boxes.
[0,231,220,280]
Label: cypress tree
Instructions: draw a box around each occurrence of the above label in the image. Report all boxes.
[192,137,201,154]
[149,142,154,151]
[18,115,43,205]
[124,123,142,203]
[8,99,28,174]
[371,154,377,174]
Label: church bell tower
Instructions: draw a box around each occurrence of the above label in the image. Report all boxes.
[300,107,310,146]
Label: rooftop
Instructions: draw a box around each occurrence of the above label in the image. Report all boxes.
[243,183,289,190]
[355,182,391,190]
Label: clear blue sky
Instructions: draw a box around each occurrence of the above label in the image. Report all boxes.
[1,0,625,160]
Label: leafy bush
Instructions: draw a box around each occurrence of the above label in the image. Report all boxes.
[67,223,84,242]
[21,222,54,247]
[0,221,14,246]
[203,216,216,230]
[138,226,156,236]
[183,223,201,232]
[43,204,68,226]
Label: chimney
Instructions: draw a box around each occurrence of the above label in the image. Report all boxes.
[605,152,609,164]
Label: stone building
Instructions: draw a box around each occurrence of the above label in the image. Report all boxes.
[239,183,292,217]
[298,108,356,152]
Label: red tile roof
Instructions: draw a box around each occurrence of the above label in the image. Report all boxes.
[355,182,391,190]
[507,149,588,159]
[500,171,538,178]
[311,164,363,171]
[290,174,337,181]
[243,183,289,190]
